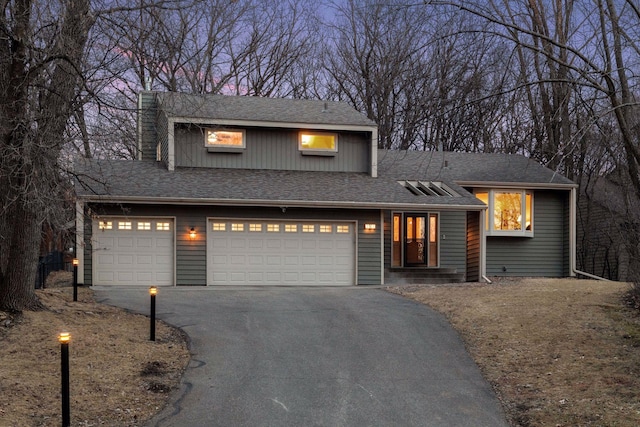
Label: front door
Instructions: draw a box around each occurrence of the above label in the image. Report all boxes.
[392,213,439,268]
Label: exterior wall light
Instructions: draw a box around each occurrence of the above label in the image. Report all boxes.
[364,223,377,231]
[189,227,197,240]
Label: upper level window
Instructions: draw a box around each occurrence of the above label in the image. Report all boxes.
[205,129,245,151]
[299,132,337,155]
[476,190,533,237]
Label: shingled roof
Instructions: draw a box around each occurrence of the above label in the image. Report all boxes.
[378,150,575,186]
[154,92,376,128]
[74,159,484,210]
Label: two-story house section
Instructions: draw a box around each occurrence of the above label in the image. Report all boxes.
[74,91,577,287]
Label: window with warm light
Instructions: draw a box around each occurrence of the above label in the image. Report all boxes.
[249,224,262,232]
[319,225,332,233]
[299,132,337,154]
[337,225,350,233]
[267,224,280,232]
[156,222,171,231]
[99,221,112,230]
[205,129,245,149]
[138,222,151,230]
[285,224,298,233]
[476,190,533,236]
[302,224,315,233]
[118,221,132,230]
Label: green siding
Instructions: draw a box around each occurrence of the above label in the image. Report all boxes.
[83,206,93,285]
[86,204,382,286]
[440,211,467,272]
[174,127,370,172]
[486,190,568,276]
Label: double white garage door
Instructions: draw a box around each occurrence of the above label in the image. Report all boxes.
[93,218,355,286]
[207,220,355,286]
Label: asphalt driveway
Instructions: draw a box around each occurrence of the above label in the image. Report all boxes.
[94,286,509,427]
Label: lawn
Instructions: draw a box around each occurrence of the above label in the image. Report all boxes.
[389,278,640,426]
[0,273,190,427]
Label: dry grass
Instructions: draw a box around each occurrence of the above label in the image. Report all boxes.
[389,278,640,426]
[0,272,190,426]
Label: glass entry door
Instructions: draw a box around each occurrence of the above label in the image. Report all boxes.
[405,216,426,265]
[392,213,439,267]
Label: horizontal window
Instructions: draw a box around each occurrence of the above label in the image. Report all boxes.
[285,224,298,233]
[320,225,332,233]
[231,223,244,232]
[249,224,262,232]
[205,129,245,149]
[299,131,337,155]
[267,224,280,232]
[337,225,350,233]
[212,223,226,231]
[137,222,151,230]
[302,224,315,233]
[476,190,533,236]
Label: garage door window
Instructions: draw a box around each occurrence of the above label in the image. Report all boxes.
[285,224,297,232]
[268,224,280,232]
[320,225,332,233]
[302,224,315,233]
[138,222,151,230]
[119,221,132,230]
[250,224,262,232]
[212,222,226,231]
[99,221,112,230]
[157,222,171,231]
[337,225,350,233]
[231,223,244,231]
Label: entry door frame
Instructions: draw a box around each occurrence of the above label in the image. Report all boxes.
[392,212,440,268]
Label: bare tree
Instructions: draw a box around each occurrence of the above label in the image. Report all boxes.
[0,0,93,311]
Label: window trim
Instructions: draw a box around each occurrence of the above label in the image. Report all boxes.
[476,189,534,237]
[205,128,246,153]
[298,131,338,156]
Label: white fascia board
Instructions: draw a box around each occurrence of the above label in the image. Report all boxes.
[79,195,487,212]
[172,116,378,134]
[456,181,578,190]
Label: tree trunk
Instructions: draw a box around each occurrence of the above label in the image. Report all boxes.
[0,204,43,312]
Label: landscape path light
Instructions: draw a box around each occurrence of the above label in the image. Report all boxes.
[72,258,79,301]
[59,332,71,427]
[150,286,157,341]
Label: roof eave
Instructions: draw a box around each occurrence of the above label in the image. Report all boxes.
[455,180,578,190]
[78,195,486,211]
[167,116,377,133]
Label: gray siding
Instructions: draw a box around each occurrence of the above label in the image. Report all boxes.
[85,204,382,286]
[158,111,169,166]
[440,211,467,272]
[486,190,569,276]
[174,126,370,172]
[83,206,93,285]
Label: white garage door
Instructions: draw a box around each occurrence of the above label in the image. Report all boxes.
[93,218,174,286]
[207,220,355,286]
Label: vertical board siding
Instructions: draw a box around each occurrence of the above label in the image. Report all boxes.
[486,190,568,276]
[440,211,467,271]
[466,211,480,282]
[86,204,382,286]
[174,127,370,173]
[157,112,169,165]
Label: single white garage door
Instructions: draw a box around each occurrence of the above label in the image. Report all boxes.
[208,220,355,286]
[92,218,174,286]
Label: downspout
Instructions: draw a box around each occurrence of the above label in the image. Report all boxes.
[569,186,610,281]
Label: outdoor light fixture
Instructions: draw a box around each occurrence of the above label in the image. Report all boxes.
[59,332,71,427]
[364,223,377,231]
[189,227,197,239]
[149,286,157,341]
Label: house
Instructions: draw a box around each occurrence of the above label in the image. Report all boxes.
[74,91,578,287]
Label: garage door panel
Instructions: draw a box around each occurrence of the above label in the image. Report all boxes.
[93,218,174,286]
[208,220,355,286]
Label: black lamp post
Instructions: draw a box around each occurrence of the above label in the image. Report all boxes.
[72,258,79,302]
[149,286,157,341]
[59,332,71,427]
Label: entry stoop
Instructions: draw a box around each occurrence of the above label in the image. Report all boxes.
[385,268,465,285]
